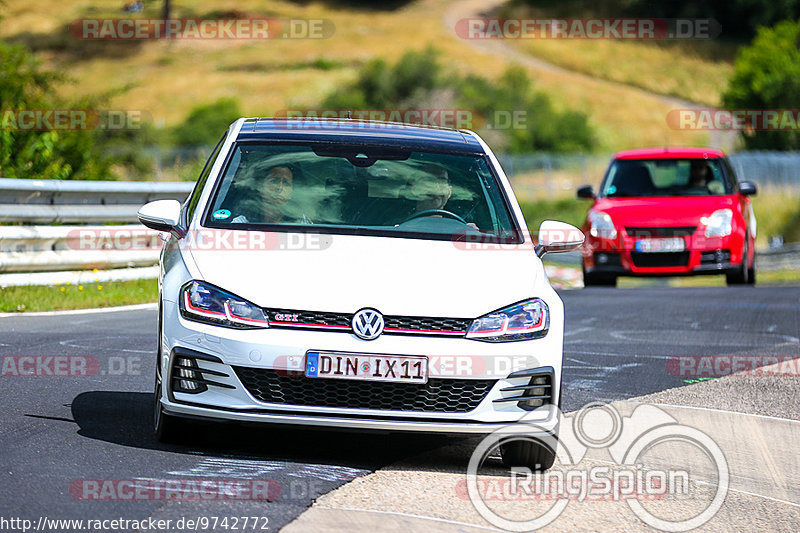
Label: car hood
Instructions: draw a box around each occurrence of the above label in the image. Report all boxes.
[183,230,543,318]
[592,196,737,228]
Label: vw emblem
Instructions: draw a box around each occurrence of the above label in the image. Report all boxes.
[351,308,385,340]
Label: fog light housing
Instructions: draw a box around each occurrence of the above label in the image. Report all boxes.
[173,356,207,394]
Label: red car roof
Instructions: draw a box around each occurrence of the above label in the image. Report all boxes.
[614,147,726,160]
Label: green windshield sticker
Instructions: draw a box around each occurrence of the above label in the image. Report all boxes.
[212,209,231,220]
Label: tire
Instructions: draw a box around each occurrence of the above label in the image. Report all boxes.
[747,251,756,286]
[154,303,186,443]
[500,436,558,471]
[154,373,185,443]
[726,238,750,286]
[583,266,617,287]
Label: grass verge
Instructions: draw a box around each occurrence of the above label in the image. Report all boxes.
[0,278,157,312]
[497,1,739,106]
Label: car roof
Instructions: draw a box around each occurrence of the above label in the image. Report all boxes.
[235,117,485,154]
[614,147,726,160]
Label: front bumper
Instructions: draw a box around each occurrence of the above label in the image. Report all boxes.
[159,299,563,436]
[583,232,745,276]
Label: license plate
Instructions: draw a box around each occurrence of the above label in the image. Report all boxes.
[305,351,428,384]
[635,237,685,253]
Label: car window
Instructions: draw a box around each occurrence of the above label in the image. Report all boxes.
[601,158,730,197]
[722,157,739,188]
[203,142,520,241]
[184,133,226,223]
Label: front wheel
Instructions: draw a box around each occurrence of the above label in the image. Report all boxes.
[583,266,617,287]
[154,305,185,443]
[154,373,186,443]
[726,238,752,286]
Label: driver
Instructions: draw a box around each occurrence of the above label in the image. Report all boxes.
[409,163,452,213]
[231,164,312,224]
[403,163,478,229]
[688,160,711,191]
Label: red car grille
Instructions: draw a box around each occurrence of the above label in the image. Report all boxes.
[625,226,697,238]
[630,252,690,268]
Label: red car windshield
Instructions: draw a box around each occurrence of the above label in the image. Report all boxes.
[601,158,731,197]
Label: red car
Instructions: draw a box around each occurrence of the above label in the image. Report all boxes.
[577,147,757,287]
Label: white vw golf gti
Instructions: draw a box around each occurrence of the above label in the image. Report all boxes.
[138,118,583,469]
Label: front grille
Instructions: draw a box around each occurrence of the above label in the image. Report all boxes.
[233,367,495,413]
[625,226,697,238]
[383,316,470,333]
[631,252,690,268]
[266,308,470,336]
[268,309,350,329]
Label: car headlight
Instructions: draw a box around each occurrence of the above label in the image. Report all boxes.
[588,211,617,239]
[466,299,549,342]
[180,281,269,329]
[702,209,733,238]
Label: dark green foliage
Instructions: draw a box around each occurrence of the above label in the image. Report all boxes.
[172,98,241,147]
[722,19,800,150]
[322,48,595,153]
[0,40,114,179]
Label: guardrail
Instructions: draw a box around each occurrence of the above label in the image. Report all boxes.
[0,178,193,224]
[0,225,161,273]
[0,178,188,284]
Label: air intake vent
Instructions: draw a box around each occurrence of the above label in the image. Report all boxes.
[170,348,234,395]
[494,368,554,411]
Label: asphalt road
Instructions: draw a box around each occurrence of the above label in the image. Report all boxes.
[1,286,798,531]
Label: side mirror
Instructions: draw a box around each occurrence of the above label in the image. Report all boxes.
[137,199,184,235]
[738,181,757,196]
[577,185,595,199]
[535,220,585,258]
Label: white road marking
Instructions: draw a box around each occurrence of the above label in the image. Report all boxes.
[169,457,365,482]
[58,337,152,354]
[564,326,594,337]
[0,303,156,318]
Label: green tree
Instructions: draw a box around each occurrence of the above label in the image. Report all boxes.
[323,47,442,109]
[722,19,800,150]
[0,40,115,179]
[321,48,595,153]
[172,97,241,147]
[458,67,594,153]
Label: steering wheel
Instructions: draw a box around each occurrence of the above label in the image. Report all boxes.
[400,209,468,225]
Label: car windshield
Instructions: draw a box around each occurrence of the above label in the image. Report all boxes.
[601,158,730,197]
[203,142,520,241]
